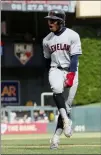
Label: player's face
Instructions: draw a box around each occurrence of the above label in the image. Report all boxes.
[48,19,59,32]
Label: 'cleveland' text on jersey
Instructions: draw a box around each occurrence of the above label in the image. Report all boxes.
[50,44,70,53]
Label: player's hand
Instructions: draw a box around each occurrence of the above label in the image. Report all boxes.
[64,72,75,87]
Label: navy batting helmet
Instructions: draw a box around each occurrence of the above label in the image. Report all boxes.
[44,9,66,22]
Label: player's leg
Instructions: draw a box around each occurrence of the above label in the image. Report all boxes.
[49,67,69,148]
[50,114,63,149]
[54,114,63,136]
[49,67,69,122]
[63,70,78,137]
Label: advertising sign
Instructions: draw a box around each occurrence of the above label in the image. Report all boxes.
[1,123,47,134]
[14,43,33,65]
[3,42,44,68]
[1,81,20,106]
[1,0,76,12]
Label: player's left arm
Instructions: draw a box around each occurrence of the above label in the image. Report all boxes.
[65,33,82,87]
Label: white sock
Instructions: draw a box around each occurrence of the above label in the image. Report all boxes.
[55,128,63,136]
[59,108,69,122]
[53,128,62,141]
[53,128,63,141]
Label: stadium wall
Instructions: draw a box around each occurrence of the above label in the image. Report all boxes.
[1,105,101,134]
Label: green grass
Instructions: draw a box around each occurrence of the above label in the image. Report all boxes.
[73,27,101,105]
[1,133,101,154]
[83,102,101,106]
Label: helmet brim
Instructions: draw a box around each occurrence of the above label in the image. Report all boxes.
[44,16,63,21]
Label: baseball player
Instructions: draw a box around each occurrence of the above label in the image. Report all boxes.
[43,9,82,149]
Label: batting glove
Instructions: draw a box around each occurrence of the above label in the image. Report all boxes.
[65,72,75,87]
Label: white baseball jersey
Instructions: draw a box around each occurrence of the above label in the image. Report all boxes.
[43,28,82,68]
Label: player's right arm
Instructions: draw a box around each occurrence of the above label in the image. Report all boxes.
[43,38,51,70]
[43,38,51,59]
